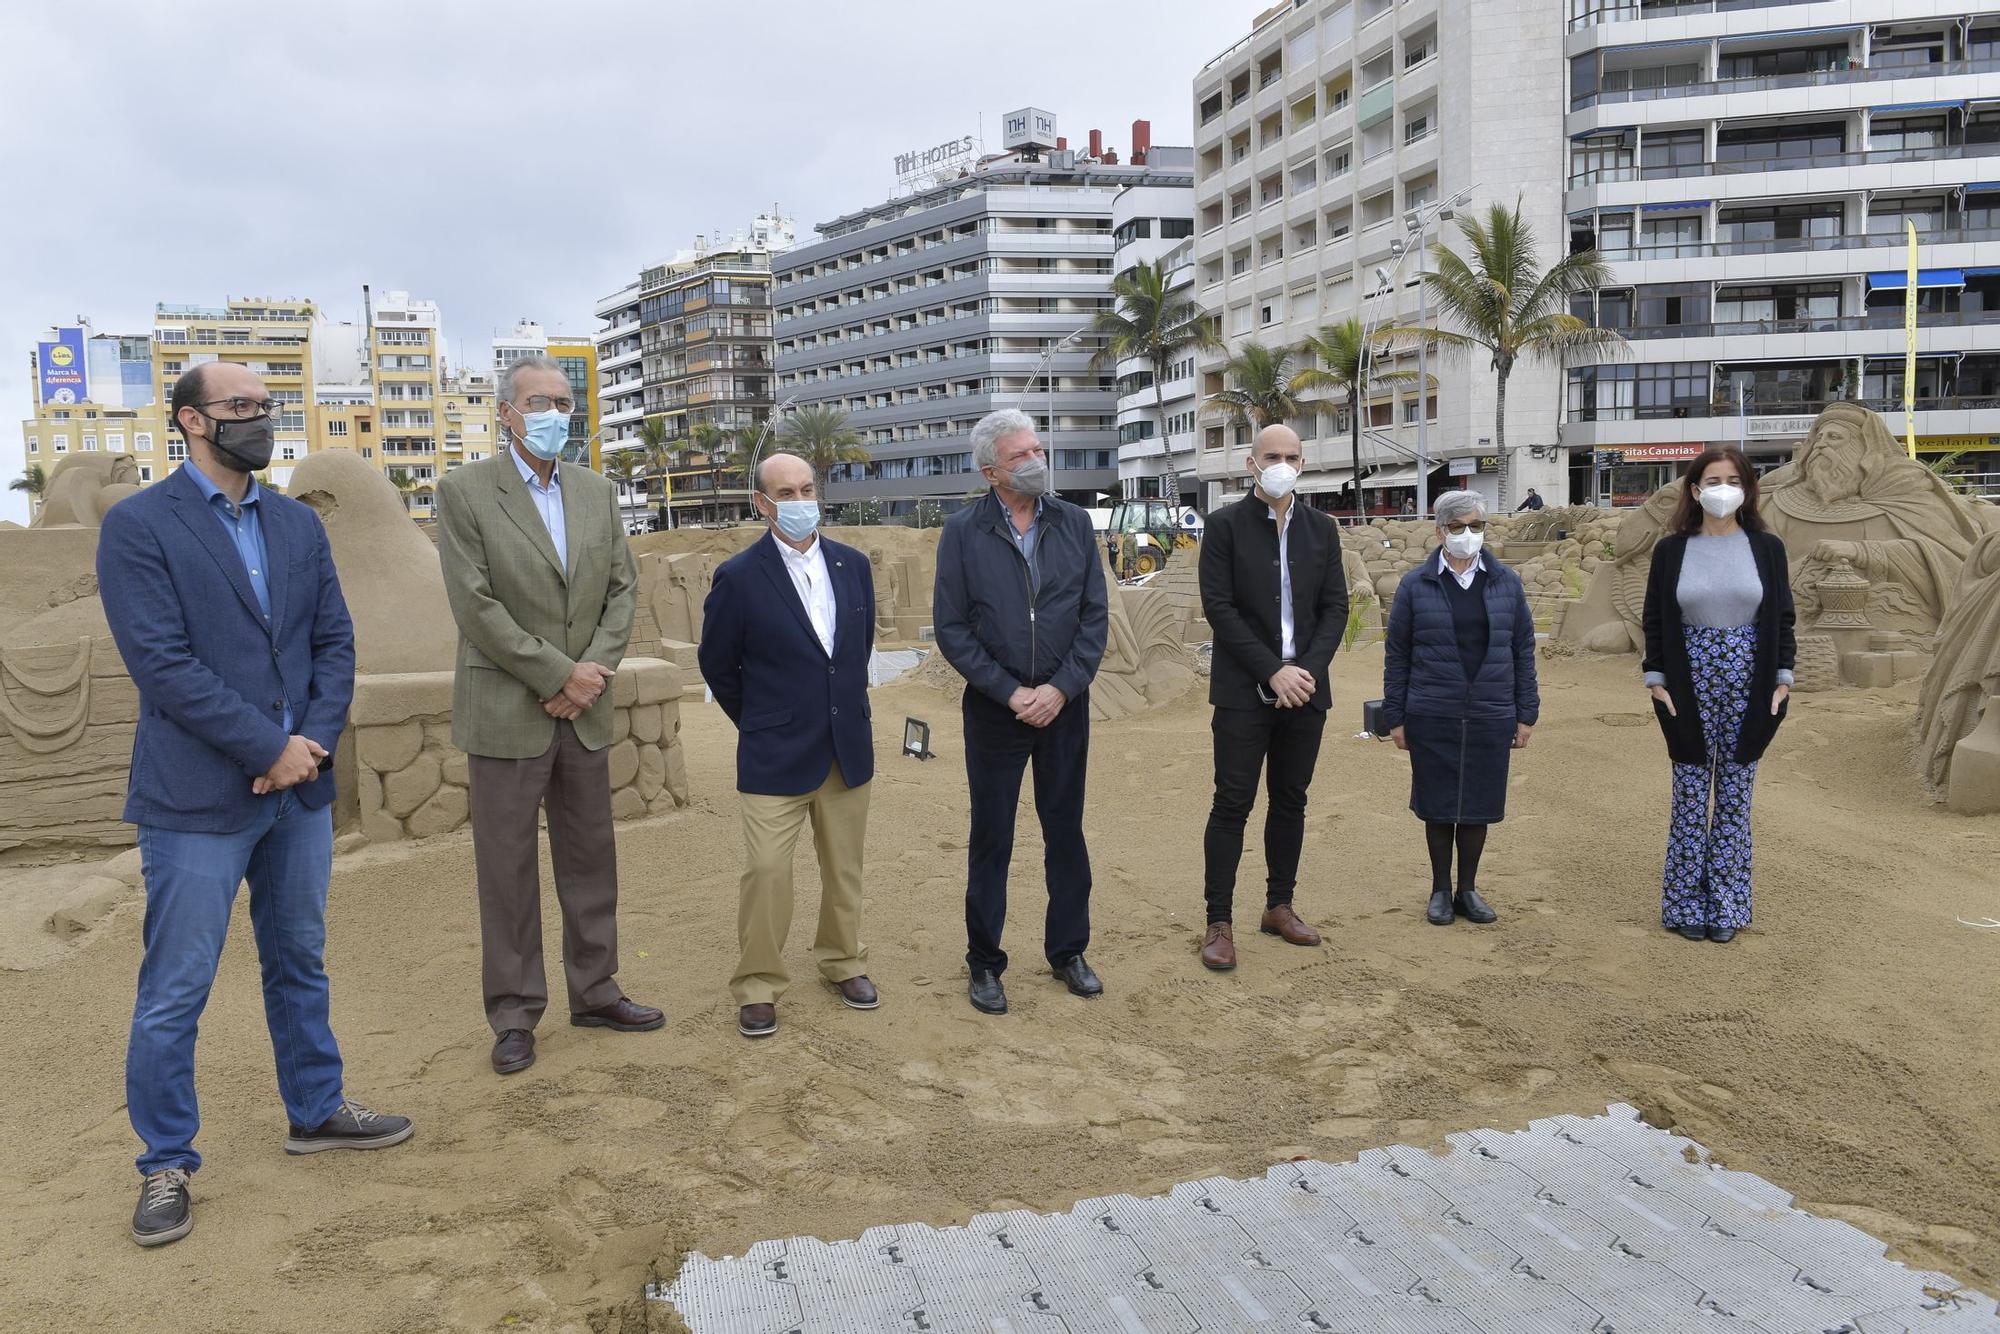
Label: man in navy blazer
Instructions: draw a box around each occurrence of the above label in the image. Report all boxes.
[96,363,411,1250]
[697,451,878,1039]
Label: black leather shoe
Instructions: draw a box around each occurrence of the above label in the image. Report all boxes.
[132,1168,192,1247]
[492,1028,535,1075]
[738,1003,777,1038]
[1426,888,1454,925]
[1707,926,1738,944]
[1053,956,1103,998]
[969,971,1007,1015]
[1453,887,1498,924]
[1675,924,1707,942]
[285,1099,415,1155]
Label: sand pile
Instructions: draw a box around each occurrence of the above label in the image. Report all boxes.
[1,653,1995,1333]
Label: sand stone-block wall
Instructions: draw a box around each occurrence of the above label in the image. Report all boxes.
[349,658,689,844]
[0,634,140,856]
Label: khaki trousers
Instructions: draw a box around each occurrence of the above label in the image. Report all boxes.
[467,722,625,1034]
[733,767,870,1006]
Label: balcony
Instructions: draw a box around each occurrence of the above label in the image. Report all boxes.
[1619,308,2000,341]
[1356,80,1396,130]
[1569,138,2000,189]
[1596,224,2000,263]
[1568,0,1814,32]
[1573,57,2000,112]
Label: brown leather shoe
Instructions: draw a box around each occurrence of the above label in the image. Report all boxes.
[1199,922,1237,971]
[492,1028,534,1075]
[1259,903,1322,946]
[738,1003,777,1038]
[833,976,880,1010]
[570,997,665,1032]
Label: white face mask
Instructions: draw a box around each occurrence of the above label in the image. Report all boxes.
[1698,483,1745,519]
[1444,528,1485,560]
[1257,462,1299,500]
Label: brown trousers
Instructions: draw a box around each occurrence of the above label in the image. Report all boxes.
[468,722,624,1034]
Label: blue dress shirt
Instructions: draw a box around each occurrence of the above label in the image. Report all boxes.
[182,462,290,730]
[512,445,566,572]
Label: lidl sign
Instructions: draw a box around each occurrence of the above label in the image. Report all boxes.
[37,326,88,404]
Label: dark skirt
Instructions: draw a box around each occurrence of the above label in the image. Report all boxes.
[1406,713,1515,825]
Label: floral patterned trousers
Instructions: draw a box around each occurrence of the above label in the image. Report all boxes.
[1662,625,1758,931]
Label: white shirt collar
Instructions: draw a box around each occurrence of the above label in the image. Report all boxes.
[1438,547,1488,586]
[772,529,824,564]
[511,444,560,491]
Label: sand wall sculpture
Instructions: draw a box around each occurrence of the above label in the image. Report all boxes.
[31,453,143,529]
[1917,527,2000,813]
[348,660,689,843]
[1561,405,2000,693]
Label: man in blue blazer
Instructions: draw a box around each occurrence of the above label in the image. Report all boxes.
[698,451,878,1039]
[96,364,411,1249]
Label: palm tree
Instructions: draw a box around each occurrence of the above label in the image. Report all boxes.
[10,463,48,516]
[603,448,648,510]
[777,404,871,500]
[1089,259,1222,489]
[1379,198,1627,506]
[690,421,755,523]
[1292,318,1426,514]
[637,413,676,526]
[385,467,416,513]
[1203,340,1306,431]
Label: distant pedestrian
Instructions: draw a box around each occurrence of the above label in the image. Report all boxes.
[1517,488,1545,512]
[1383,490,1540,927]
[934,408,1108,1016]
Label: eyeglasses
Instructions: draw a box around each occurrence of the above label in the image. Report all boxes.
[196,396,280,420]
[1442,520,1487,534]
[520,395,576,414]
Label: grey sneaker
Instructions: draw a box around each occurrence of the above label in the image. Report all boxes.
[284,1099,415,1155]
[132,1167,192,1247]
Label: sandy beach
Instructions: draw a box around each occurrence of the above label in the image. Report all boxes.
[1,647,1996,1333]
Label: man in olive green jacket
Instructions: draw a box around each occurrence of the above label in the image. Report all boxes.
[436,355,661,1077]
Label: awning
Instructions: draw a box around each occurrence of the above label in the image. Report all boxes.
[1870,101,1964,116]
[1365,464,1421,487]
[1642,200,1711,213]
[1610,36,1710,53]
[1964,182,2000,192]
[1869,269,1966,290]
[1723,25,1860,44]
[1964,267,2000,277]
[1571,126,1635,142]
[1295,468,1355,494]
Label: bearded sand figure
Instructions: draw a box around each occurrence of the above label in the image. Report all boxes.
[1760,401,1998,638]
[32,453,143,528]
[1918,528,2000,793]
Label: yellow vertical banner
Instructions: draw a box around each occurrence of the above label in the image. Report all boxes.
[1904,220,1918,459]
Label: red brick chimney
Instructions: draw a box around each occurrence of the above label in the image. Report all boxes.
[1056,136,1068,151]
[1088,128,1103,159]
[1102,149,1120,164]
[1131,119,1152,165]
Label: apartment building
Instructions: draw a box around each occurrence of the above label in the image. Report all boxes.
[1109,183,1203,504]
[1191,0,1569,513]
[150,297,322,490]
[493,319,600,467]
[1563,0,2000,500]
[594,213,791,523]
[19,323,170,496]
[774,114,1192,515]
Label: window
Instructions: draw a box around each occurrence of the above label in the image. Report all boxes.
[1571,132,1634,183]
[1405,113,1432,143]
[25,436,36,454]
[52,433,68,453]
[1161,217,1194,240]
[1260,299,1282,326]
[1635,362,1708,416]
[1640,213,1702,254]
[1715,120,1843,164]
[167,439,187,461]
[106,431,125,450]
[1717,43,1849,80]
[327,420,350,437]
[139,466,153,482]
[1641,129,1704,174]
[1870,115,1946,153]
[1715,283,1840,323]
[82,434,99,451]
[1717,201,1843,245]
[1229,304,1254,335]
[1633,283,1709,328]
[135,432,152,451]
[1325,147,1352,177]
[1868,195,1947,235]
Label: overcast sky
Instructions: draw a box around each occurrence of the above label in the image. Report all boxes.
[0,0,1255,522]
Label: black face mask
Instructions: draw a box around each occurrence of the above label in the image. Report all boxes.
[199,412,276,473]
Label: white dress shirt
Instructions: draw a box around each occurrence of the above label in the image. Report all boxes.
[1268,501,1297,659]
[511,445,566,572]
[1438,546,1488,590]
[773,531,836,655]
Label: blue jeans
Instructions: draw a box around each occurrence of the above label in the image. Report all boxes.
[129,797,344,1175]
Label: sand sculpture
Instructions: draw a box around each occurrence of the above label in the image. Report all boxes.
[629,551,713,667]
[1917,527,2000,812]
[287,449,458,675]
[31,453,142,528]
[1562,404,2000,682]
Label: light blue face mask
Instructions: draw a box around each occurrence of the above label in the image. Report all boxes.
[517,408,571,461]
[769,498,819,542]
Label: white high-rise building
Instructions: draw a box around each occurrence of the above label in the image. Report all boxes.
[1191,0,1570,516]
[1110,184,1202,504]
[1562,1,2000,501]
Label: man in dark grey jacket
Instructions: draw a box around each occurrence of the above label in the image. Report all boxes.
[934,408,1108,1016]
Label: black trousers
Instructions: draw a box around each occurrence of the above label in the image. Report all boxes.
[1203,703,1327,924]
[962,687,1092,976]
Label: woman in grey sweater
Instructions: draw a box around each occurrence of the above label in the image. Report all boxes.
[1641,445,1796,944]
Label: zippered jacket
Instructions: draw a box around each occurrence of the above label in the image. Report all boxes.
[933,490,1108,706]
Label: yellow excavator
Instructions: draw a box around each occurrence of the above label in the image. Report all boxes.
[1106,494,1202,579]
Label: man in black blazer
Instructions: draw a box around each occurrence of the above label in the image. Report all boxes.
[1196,424,1349,970]
[698,452,878,1039]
